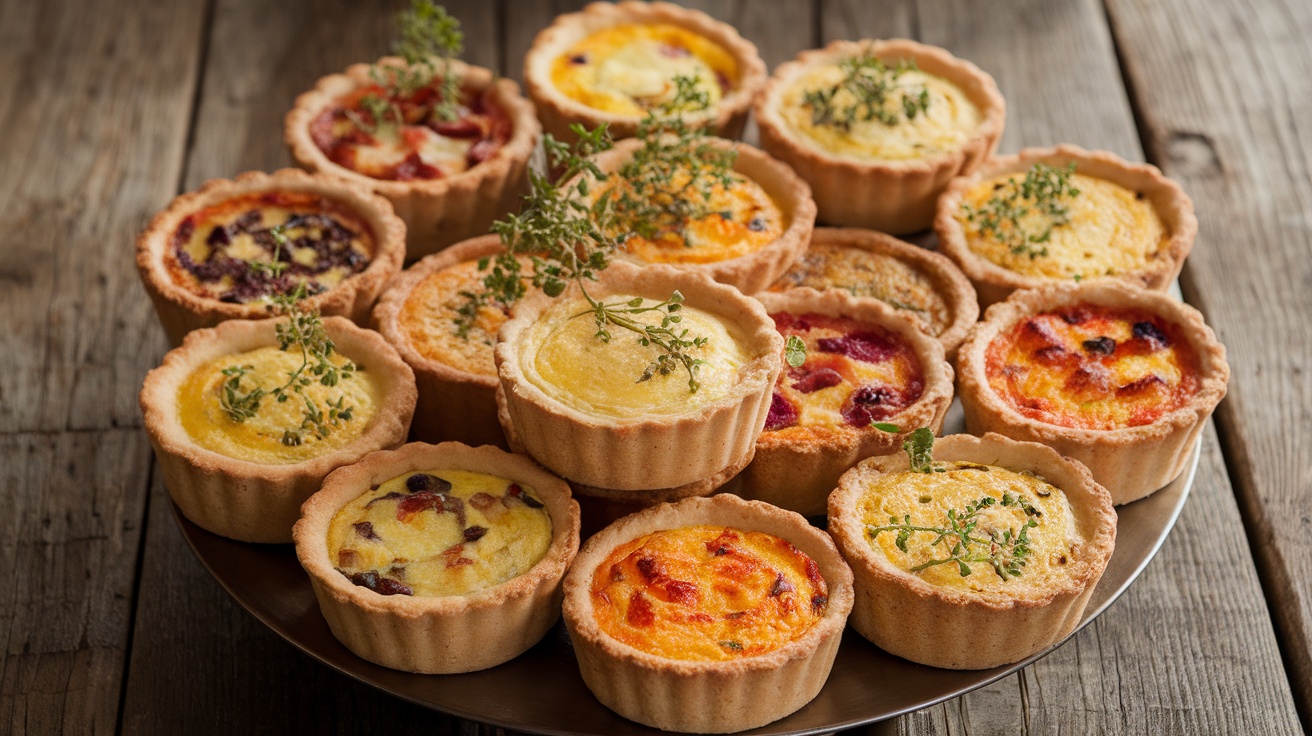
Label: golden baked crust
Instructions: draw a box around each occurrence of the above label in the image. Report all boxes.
[562,494,853,732]
[828,432,1116,670]
[495,261,782,491]
[139,317,416,543]
[523,1,767,142]
[586,138,816,294]
[285,58,540,258]
[755,39,1004,234]
[136,169,406,347]
[935,145,1197,306]
[294,441,580,673]
[737,288,954,516]
[956,281,1228,504]
[763,227,979,360]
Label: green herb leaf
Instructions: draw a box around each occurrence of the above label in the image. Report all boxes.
[803,49,929,130]
[784,335,807,368]
[963,162,1080,259]
[872,422,901,433]
[868,490,1042,581]
[902,427,939,473]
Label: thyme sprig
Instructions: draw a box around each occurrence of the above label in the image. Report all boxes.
[903,427,942,473]
[248,223,290,281]
[963,162,1081,259]
[804,50,930,130]
[354,0,465,133]
[869,493,1040,580]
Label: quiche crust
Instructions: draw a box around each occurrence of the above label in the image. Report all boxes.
[139,317,416,543]
[956,281,1228,504]
[284,58,539,259]
[755,39,1004,234]
[562,494,853,733]
[293,442,580,674]
[523,1,767,142]
[135,169,406,347]
[828,432,1116,670]
[935,145,1197,306]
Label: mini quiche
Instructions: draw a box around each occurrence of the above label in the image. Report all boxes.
[756,39,1004,234]
[136,169,406,347]
[829,432,1116,670]
[373,235,527,449]
[563,494,853,733]
[936,145,1197,306]
[286,58,539,258]
[294,442,580,674]
[523,1,767,142]
[140,317,416,543]
[763,227,979,360]
[496,262,782,492]
[957,281,1228,504]
[737,289,954,517]
[584,138,816,294]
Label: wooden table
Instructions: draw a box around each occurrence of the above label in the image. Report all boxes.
[2,0,1307,733]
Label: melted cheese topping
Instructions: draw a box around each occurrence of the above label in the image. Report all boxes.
[178,346,380,464]
[522,293,750,419]
[591,525,827,661]
[957,173,1168,279]
[551,23,738,116]
[329,470,552,598]
[398,258,528,377]
[859,462,1078,598]
[780,63,981,160]
[768,243,951,336]
[985,304,1200,430]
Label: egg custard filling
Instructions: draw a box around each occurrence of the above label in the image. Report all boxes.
[167,191,373,304]
[769,243,951,337]
[590,525,828,661]
[328,470,552,598]
[985,303,1200,430]
[177,346,381,464]
[859,462,1077,596]
[957,167,1168,280]
[521,293,750,419]
[765,312,924,435]
[398,257,529,377]
[551,23,738,116]
[780,56,982,161]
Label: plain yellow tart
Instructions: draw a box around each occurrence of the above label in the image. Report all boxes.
[295,442,580,674]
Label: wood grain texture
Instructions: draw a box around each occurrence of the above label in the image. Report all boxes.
[0,0,206,433]
[1104,0,1312,721]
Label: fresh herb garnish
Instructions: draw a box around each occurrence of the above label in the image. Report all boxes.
[903,427,941,473]
[868,492,1041,580]
[248,224,291,281]
[803,49,930,130]
[718,640,744,652]
[784,335,807,368]
[354,0,465,133]
[963,162,1081,259]
[873,422,901,433]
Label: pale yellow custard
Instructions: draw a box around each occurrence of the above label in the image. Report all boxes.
[178,345,380,464]
[858,461,1079,598]
[521,293,749,418]
[780,63,981,160]
[328,469,552,598]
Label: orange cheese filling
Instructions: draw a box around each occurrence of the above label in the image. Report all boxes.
[985,304,1200,430]
[397,257,528,377]
[591,525,827,661]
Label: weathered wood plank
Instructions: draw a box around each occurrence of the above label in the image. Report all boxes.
[0,0,206,433]
[1104,0,1312,721]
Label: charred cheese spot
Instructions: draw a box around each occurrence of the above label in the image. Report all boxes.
[591,525,826,660]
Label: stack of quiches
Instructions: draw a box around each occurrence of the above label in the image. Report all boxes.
[134,2,1228,733]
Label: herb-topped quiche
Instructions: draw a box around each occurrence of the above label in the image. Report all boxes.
[936,145,1197,306]
[295,442,580,674]
[523,2,767,142]
[563,494,853,733]
[957,281,1228,504]
[738,289,954,516]
[755,39,1004,234]
[136,169,405,346]
[764,227,979,360]
[140,315,416,543]
[829,431,1115,670]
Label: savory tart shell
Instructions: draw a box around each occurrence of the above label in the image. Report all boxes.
[523,1,767,142]
[738,288,954,517]
[494,261,782,491]
[285,58,540,259]
[135,168,407,347]
[828,432,1116,670]
[293,441,580,674]
[956,281,1228,504]
[139,317,417,543]
[562,494,854,733]
[935,145,1198,307]
[755,39,1004,235]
